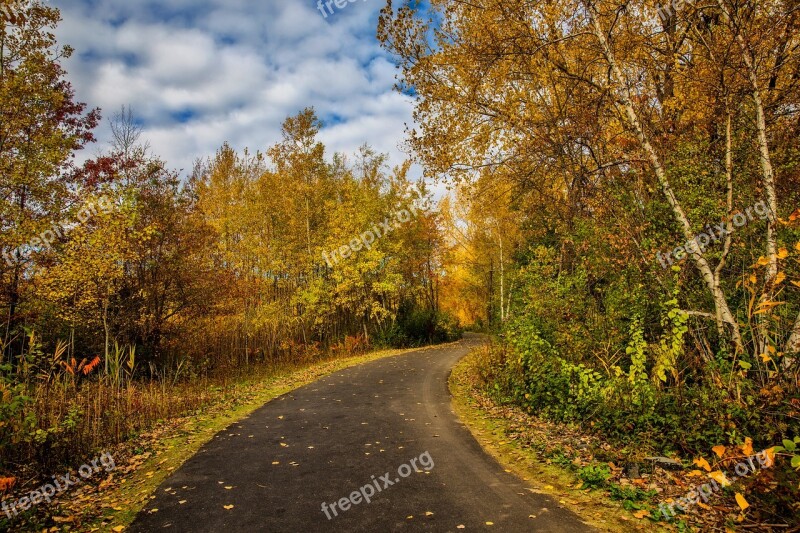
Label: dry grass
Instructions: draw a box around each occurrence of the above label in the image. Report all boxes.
[2,343,415,531]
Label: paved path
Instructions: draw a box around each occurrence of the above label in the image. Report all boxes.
[130,334,593,532]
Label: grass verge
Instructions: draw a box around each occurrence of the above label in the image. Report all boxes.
[448,347,668,533]
[36,345,423,532]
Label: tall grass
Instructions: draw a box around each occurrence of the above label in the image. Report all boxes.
[0,332,371,479]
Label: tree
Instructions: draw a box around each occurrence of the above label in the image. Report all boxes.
[379,0,800,359]
[0,0,99,361]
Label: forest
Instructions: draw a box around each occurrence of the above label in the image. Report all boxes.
[380,0,800,527]
[2,0,800,530]
[0,0,460,501]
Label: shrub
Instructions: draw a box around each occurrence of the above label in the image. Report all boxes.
[377,306,463,347]
[578,464,611,489]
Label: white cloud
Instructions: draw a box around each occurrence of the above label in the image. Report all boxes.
[50,0,418,179]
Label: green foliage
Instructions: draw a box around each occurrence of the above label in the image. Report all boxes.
[0,365,35,465]
[624,317,649,387]
[609,483,656,504]
[29,405,82,456]
[773,436,800,471]
[577,464,611,489]
[478,278,795,455]
[653,294,688,385]
[375,307,463,347]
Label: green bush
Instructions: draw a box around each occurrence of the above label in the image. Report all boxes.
[376,305,463,347]
[578,464,611,489]
[0,365,36,469]
[479,334,793,457]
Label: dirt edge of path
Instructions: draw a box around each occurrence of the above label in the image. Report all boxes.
[68,343,451,532]
[448,347,669,533]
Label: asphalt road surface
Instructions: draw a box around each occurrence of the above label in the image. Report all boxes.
[129,334,593,532]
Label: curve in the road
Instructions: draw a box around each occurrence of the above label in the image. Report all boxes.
[129,334,593,532]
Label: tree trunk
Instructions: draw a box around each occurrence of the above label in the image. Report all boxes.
[103,297,110,374]
[715,0,778,359]
[498,230,505,323]
[582,0,744,353]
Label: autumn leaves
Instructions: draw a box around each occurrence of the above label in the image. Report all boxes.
[321,203,423,268]
[1,452,115,521]
[658,445,773,521]
[2,195,115,267]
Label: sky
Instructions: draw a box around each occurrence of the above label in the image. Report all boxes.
[49,0,419,178]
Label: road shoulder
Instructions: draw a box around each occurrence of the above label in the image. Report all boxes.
[448,347,666,533]
[77,345,423,532]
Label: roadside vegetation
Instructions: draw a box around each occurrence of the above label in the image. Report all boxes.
[0,2,460,525]
[380,0,800,529]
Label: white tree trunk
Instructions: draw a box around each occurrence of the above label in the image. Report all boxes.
[499,230,505,322]
[582,1,744,353]
[715,0,778,360]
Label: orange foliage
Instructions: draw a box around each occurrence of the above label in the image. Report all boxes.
[0,477,16,492]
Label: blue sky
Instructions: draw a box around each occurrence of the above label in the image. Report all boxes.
[50,0,418,177]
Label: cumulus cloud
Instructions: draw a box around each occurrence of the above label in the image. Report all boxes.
[50,0,417,176]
